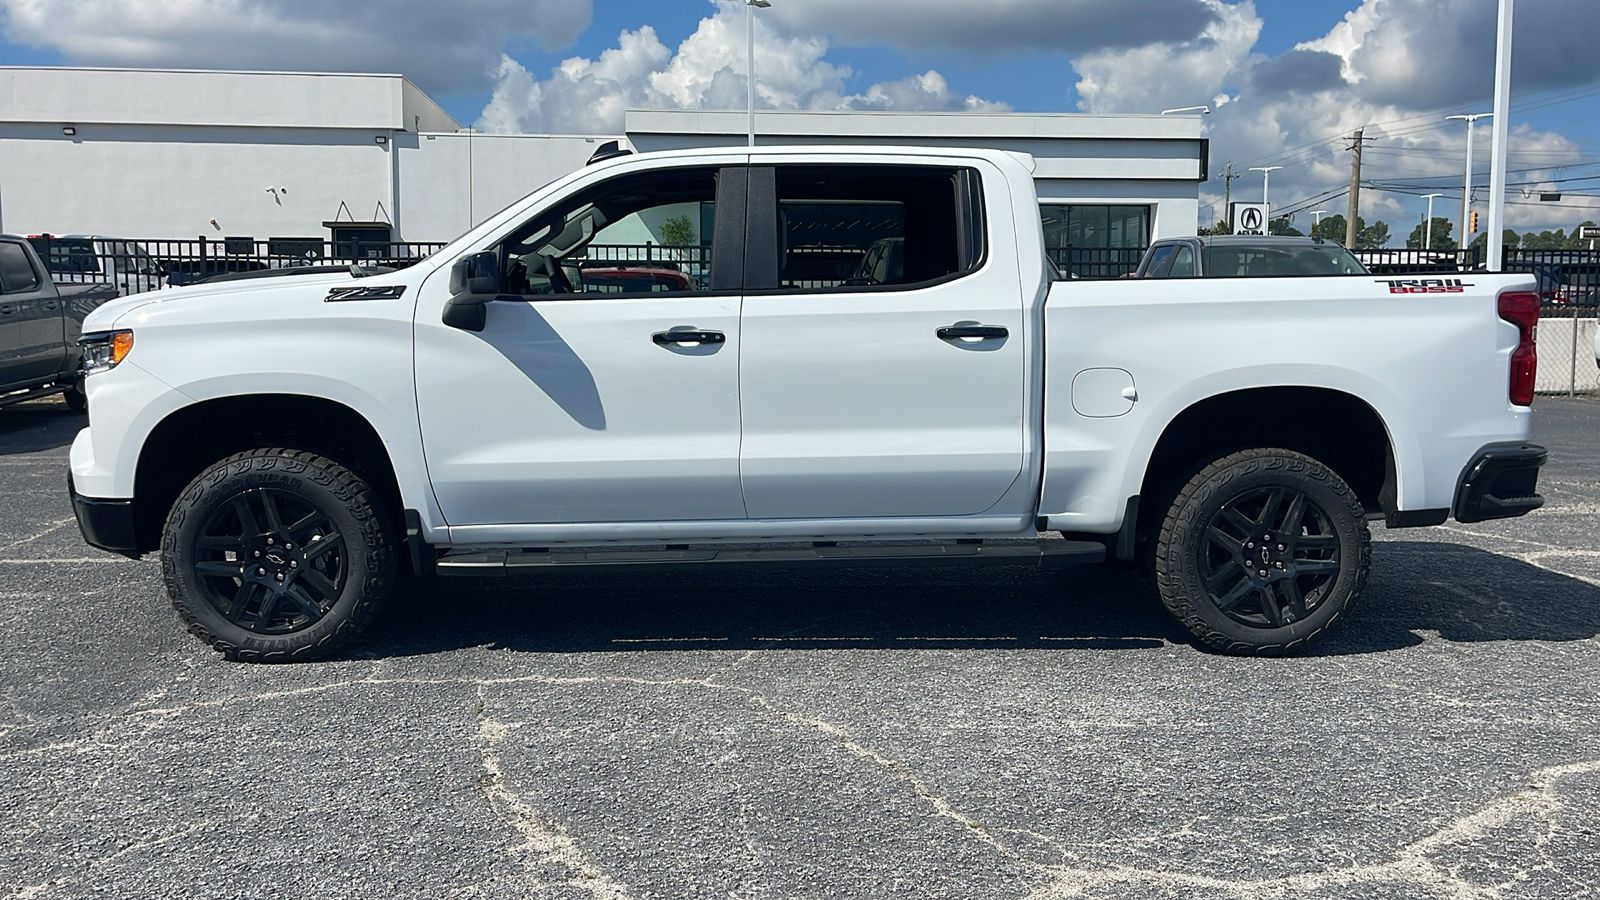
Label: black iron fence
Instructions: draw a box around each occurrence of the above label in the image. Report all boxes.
[1050,247,1146,279]
[26,236,451,295]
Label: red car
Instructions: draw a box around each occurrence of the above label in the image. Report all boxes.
[579,267,696,293]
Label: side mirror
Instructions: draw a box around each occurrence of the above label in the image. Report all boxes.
[443,251,502,332]
[448,251,501,299]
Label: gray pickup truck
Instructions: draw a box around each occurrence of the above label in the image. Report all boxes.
[0,235,118,411]
[1134,235,1369,278]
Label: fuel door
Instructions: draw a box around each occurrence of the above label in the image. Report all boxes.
[1071,368,1137,418]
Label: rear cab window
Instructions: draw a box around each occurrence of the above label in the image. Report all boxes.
[748,164,986,293]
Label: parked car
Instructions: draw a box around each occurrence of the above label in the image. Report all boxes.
[577,266,695,293]
[25,234,167,294]
[0,235,118,410]
[1135,236,1369,278]
[68,145,1545,662]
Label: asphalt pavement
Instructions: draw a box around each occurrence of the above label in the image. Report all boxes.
[1,395,1597,899]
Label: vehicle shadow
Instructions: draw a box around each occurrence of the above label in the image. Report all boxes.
[355,541,1600,659]
[0,398,81,455]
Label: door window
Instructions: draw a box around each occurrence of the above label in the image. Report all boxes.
[0,243,41,293]
[758,165,984,292]
[1163,245,1195,277]
[498,167,721,297]
[1141,245,1177,277]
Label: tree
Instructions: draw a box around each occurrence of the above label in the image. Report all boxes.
[1566,221,1598,249]
[1269,216,1303,236]
[657,214,697,247]
[1469,228,1520,252]
[1311,215,1346,243]
[1404,217,1457,250]
[1197,220,1233,236]
[1356,219,1390,249]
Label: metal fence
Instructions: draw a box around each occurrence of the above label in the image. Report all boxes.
[1050,247,1146,279]
[26,236,450,295]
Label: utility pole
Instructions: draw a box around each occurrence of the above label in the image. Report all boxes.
[1345,130,1369,248]
[1221,162,1243,231]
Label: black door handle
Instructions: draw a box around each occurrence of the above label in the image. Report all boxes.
[937,325,1008,340]
[653,330,725,345]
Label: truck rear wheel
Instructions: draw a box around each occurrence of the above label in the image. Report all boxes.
[161,448,396,662]
[1154,448,1369,655]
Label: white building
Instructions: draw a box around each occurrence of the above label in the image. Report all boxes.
[0,67,1206,267]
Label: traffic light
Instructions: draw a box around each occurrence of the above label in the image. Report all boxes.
[1470,210,1479,234]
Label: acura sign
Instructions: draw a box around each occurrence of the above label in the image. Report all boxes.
[1231,202,1268,236]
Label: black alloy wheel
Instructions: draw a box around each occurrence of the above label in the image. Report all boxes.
[1155,448,1370,655]
[1199,485,1341,629]
[191,487,347,634]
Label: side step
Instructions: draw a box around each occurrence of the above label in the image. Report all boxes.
[436,539,1106,577]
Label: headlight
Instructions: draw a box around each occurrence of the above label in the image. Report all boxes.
[80,330,134,375]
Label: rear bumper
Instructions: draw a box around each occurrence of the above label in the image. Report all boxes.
[68,474,141,558]
[1454,443,1546,524]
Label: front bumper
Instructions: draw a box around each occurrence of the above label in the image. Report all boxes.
[1454,443,1546,524]
[68,474,141,558]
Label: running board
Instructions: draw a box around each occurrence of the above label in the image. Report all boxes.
[436,539,1106,577]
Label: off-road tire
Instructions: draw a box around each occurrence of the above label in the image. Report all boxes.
[1155,448,1370,655]
[161,448,396,662]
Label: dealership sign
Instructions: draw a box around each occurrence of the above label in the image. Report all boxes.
[1231,203,1268,235]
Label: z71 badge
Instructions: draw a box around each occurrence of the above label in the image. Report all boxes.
[1379,278,1473,294]
[324,285,407,302]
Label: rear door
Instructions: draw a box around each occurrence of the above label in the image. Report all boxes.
[735,160,1026,519]
[0,242,65,385]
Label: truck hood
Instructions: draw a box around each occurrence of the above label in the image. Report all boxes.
[81,270,362,333]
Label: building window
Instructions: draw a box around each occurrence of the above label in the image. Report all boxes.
[1040,204,1150,278]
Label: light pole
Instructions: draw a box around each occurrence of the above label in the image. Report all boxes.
[746,0,771,147]
[1421,193,1444,250]
[1250,166,1281,227]
[1310,210,1328,236]
[1447,112,1492,248]
[1486,0,1514,271]
[1159,106,1211,115]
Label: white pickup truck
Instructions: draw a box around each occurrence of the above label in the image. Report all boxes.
[68,145,1547,661]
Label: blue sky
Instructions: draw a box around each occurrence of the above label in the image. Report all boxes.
[3,0,1597,238]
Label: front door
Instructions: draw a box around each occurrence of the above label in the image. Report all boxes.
[0,242,65,385]
[736,161,1027,519]
[415,161,750,526]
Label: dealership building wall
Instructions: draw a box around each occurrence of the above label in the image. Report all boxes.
[0,67,1205,252]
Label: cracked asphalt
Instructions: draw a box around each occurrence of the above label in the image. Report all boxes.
[2,395,1598,899]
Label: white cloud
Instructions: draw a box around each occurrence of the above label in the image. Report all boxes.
[477,0,1007,136]
[0,0,592,93]
[1070,0,1600,236]
[1071,0,1260,115]
[770,0,1220,54]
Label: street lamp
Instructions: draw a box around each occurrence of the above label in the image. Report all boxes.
[1420,193,1444,250]
[746,0,771,148]
[1249,166,1282,226]
[1159,106,1211,115]
[1447,112,1492,246]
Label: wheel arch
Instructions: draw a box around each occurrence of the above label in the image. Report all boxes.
[1136,386,1397,535]
[131,394,405,553]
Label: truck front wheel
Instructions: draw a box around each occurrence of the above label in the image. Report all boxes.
[1154,448,1370,655]
[161,448,396,662]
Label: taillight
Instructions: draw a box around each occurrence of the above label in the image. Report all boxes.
[1498,291,1538,406]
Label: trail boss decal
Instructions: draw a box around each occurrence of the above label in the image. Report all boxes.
[1379,278,1474,294]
